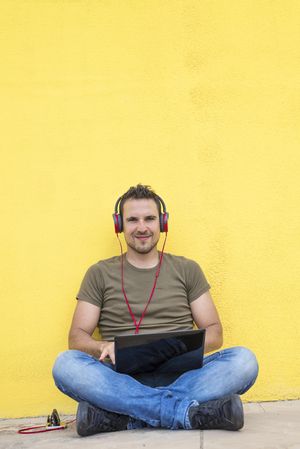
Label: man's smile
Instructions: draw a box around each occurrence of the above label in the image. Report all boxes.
[134,235,152,240]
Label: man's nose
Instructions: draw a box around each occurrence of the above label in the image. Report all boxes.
[137,220,147,232]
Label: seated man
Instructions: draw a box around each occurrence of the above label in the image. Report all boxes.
[52,184,258,436]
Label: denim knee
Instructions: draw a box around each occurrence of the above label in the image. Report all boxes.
[231,346,259,392]
[52,350,82,384]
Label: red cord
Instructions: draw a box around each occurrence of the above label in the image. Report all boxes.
[116,233,167,334]
[135,234,167,333]
[18,425,66,434]
[117,234,138,329]
[18,418,76,434]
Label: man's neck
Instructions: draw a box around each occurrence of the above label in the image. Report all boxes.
[125,248,159,269]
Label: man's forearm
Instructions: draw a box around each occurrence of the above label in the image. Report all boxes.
[204,323,223,354]
[68,328,108,359]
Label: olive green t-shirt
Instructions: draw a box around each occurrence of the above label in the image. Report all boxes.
[76,253,210,341]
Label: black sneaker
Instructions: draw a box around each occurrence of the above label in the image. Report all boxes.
[188,394,244,431]
[76,401,129,436]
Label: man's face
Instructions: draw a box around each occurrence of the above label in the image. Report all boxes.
[122,198,160,255]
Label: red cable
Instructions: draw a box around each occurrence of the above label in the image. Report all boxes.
[135,234,167,333]
[117,234,138,329]
[18,425,66,434]
[116,233,167,334]
[18,419,76,434]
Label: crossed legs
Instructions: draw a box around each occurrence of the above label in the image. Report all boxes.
[52,346,258,430]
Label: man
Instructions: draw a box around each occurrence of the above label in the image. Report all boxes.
[52,184,258,436]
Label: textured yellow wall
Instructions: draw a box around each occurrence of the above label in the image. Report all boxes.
[1,1,299,417]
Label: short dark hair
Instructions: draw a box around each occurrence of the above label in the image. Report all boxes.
[119,184,161,216]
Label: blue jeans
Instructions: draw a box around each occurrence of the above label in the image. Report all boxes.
[52,346,258,430]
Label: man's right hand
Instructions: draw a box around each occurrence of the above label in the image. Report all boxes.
[99,341,115,364]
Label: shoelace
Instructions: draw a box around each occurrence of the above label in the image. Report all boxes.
[195,402,229,427]
[86,406,127,431]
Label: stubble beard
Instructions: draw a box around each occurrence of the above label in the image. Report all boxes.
[126,235,159,255]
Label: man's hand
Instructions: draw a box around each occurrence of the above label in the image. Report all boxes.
[99,341,115,364]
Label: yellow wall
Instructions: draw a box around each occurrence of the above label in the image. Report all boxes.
[1,1,299,418]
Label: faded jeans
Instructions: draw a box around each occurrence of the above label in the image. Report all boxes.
[52,346,258,430]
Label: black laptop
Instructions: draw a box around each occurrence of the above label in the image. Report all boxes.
[114,329,205,381]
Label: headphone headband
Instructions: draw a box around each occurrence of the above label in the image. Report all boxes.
[114,194,166,214]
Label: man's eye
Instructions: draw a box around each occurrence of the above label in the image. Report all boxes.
[146,217,156,221]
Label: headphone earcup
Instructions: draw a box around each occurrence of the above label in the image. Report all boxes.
[160,213,169,233]
[113,213,123,233]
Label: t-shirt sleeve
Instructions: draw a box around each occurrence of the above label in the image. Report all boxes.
[185,259,210,303]
[76,264,104,309]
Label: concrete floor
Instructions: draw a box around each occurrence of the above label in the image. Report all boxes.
[0,400,299,449]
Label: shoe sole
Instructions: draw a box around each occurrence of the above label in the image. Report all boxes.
[76,401,91,436]
[229,394,244,430]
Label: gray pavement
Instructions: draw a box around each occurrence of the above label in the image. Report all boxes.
[0,400,299,449]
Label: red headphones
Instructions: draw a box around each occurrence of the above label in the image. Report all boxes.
[113,193,169,334]
[112,194,169,234]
